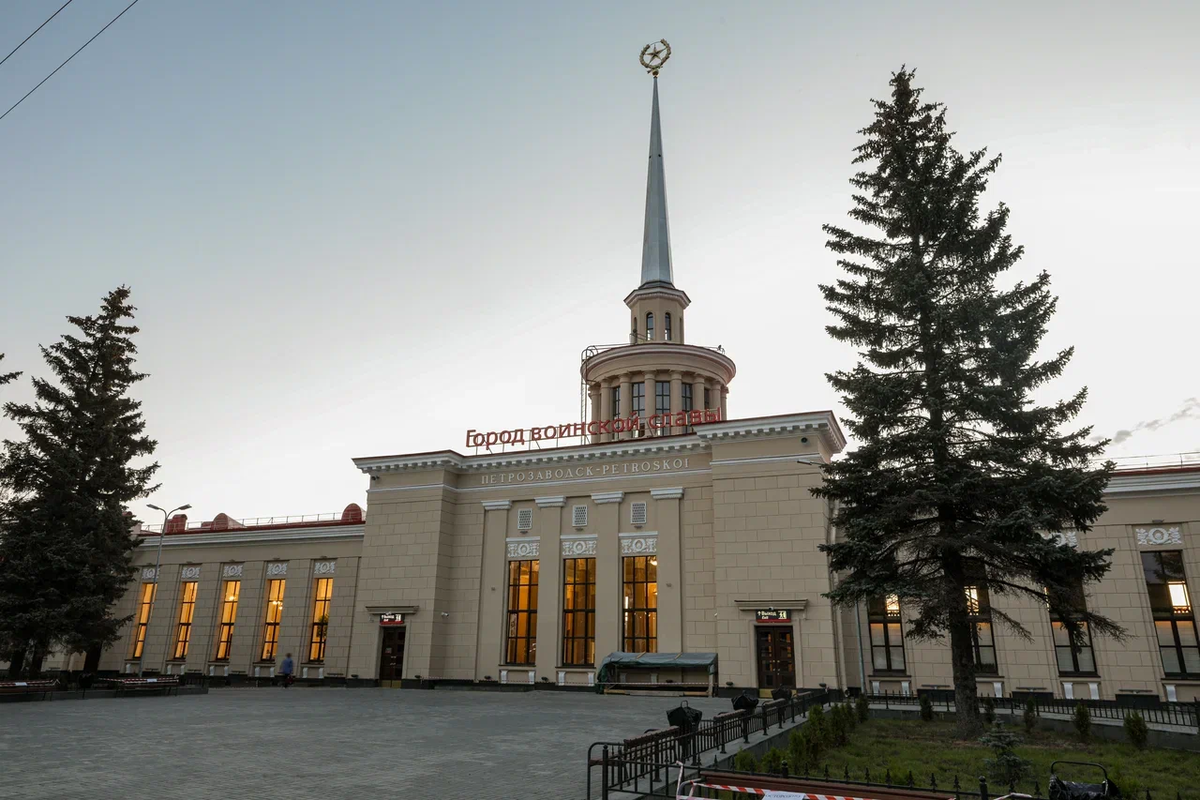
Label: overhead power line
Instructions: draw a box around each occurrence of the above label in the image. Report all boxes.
[0,0,76,70]
[0,0,141,124]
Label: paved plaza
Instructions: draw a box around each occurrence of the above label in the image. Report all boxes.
[0,687,731,799]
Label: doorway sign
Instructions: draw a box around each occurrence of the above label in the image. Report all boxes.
[379,613,405,626]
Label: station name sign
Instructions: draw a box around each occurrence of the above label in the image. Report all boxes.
[466,410,722,451]
[379,613,405,626]
[755,610,791,623]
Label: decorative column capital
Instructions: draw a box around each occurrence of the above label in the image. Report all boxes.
[535,496,566,508]
[482,500,513,511]
[651,487,684,500]
[591,491,624,504]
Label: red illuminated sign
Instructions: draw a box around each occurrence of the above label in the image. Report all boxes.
[466,410,722,451]
[379,613,405,626]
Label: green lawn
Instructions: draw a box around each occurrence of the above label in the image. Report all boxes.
[761,718,1200,798]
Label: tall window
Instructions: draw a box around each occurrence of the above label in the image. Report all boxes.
[965,563,997,672]
[703,387,711,410]
[868,595,905,672]
[623,556,658,653]
[130,582,157,659]
[611,386,621,417]
[215,580,241,661]
[664,313,672,341]
[681,384,693,432]
[260,579,286,662]
[309,578,333,662]
[655,380,671,428]
[1142,551,1200,678]
[1049,582,1096,675]
[172,581,198,659]
[645,312,654,341]
[506,560,539,664]
[632,383,645,433]
[563,558,596,666]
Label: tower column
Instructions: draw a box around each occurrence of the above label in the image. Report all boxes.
[589,384,602,444]
[691,376,705,419]
[642,371,656,437]
[599,379,613,442]
[720,383,728,420]
[669,371,683,435]
[619,374,633,441]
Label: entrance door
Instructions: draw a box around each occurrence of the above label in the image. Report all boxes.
[755,627,796,690]
[379,627,406,683]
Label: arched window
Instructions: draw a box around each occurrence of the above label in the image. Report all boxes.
[646,313,654,341]
[664,313,672,342]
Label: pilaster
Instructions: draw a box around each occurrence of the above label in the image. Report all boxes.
[652,487,684,652]
[592,491,624,661]
[534,496,565,680]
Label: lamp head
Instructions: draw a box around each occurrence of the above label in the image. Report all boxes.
[147,504,163,512]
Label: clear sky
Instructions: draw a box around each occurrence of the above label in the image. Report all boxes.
[1,0,1197,525]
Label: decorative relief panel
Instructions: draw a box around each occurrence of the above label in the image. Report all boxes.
[266,562,288,577]
[507,539,540,559]
[620,536,657,556]
[562,538,597,557]
[1136,526,1183,546]
[1041,530,1079,548]
[222,564,244,578]
[141,567,159,581]
[180,566,201,581]
[314,560,336,575]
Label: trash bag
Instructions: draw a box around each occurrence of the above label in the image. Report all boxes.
[667,700,704,733]
[1049,776,1119,800]
[733,690,759,713]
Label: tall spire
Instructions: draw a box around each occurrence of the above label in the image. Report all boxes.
[640,75,673,287]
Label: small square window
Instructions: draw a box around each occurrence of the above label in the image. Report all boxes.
[631,502,647,526]
[516,508,533,531]
[572,505,588,528]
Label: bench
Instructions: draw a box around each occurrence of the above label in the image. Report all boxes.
[99,677,180,696]
[0,680,57,700]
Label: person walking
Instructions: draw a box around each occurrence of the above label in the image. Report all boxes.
[280,652,294,688]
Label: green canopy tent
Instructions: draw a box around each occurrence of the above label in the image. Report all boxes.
[595,651,718,695]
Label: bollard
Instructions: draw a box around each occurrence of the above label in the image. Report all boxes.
[600,745,609,800]
[979,776,989,800]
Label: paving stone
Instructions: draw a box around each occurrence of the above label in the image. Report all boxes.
[0,688,731,799]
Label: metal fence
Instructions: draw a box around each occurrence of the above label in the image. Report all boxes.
[865,692,1200,733]
[586,689,839,798]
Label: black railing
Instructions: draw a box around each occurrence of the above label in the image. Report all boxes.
[864,692,1200,732]
[585,689,839,798]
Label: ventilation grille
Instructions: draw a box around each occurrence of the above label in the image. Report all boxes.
[572,505,588,528]
[516,508,533,531]
[631,502,648,526]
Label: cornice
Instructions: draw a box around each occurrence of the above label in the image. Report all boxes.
[695,411,847,454]
[623,283,692,308]
[1105,470,1200,496]
[138,524,365,548]
[581,343,736,383]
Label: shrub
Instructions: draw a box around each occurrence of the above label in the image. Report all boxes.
[844,701,858,731]
[807,704,830,747]
[1022,697,1037,733]
[855,693,870,723]
[919,693,934,722]
[1108,765,1142,799]
[789,724,823,773]
[979,725,1031,786]
[733,749,758,773]
[1123,711,1148,749]
[1072,702,1091,742]
[982,696,996,725]
[760,746,786,775]
[828,703,851,746]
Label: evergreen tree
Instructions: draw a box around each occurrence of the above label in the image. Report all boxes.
[0,288,158,677]
[814,69,1119,735]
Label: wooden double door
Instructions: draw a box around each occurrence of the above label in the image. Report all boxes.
[755,627,796,690]
[379,627,406,682]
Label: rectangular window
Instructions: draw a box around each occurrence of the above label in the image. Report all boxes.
[632,383,645,417]
[655,380,670,416]
[681,383,694,433]
[309,578,333,663]
[215,580,241,661]
[260,579,286,662]
[703,387,710,410]
[965,562,997,673]
[622,555,658,653]
[130,582,157,659]
[1142,551,1200,677]
[611,386,620,417]
[562,558,596,666]
[1049,582,1097,675]
[505,560,539,664]
[867,594,905,672]
[172,581,198,659]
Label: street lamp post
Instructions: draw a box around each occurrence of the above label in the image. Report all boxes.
[141,502,191,677]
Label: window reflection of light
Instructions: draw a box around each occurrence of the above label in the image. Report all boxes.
[965,587,980,614]
[1169,581,1190,611]
[886,595,900,615]
[649,557,658,567]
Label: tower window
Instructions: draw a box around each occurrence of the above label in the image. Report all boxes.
[611,386,620,417]
[645,313,654,341]
[664,313,672,341]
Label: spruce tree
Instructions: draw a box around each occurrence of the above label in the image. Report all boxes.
[0,288,158,677]
[814,69,1118,735]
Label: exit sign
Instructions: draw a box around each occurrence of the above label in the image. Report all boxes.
[379,613,405,626]
[756,610,790,623]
